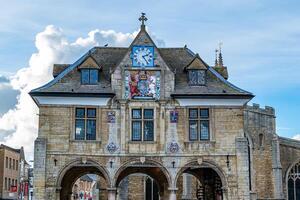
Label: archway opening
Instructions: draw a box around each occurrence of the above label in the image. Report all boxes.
[71,174,107,200]
[115,162,171,200]
[59,165,109,200]
[176,166,224,200]
[288,161,300,200]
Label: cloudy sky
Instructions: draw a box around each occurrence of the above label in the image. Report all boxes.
[0,0,300,159]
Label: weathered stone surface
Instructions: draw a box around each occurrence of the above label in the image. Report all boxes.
[31,21,300,200]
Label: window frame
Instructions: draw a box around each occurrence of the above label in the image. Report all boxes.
[188,108,210,141]
[81,68,99,85]
[188,69,206,86]
[74,107,97,141]
[131,108,155,142]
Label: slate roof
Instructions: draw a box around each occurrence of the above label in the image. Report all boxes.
[159,48,253,98]
[30,46,253,98]
[30,47,127,97]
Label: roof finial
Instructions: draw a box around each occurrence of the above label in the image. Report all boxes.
[218,42,224,67]
[215,49,218,66]
[139,12,148,30]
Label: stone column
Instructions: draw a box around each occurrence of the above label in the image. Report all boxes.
[272,136,284,199]
[118,177,128,200]
[181,174,192,199]
[236,137,250,200]
[107,188,117,200]
[168,188,177,200]
[120,101,126,153]
[33,138,47,200]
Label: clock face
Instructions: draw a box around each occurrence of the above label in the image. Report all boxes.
[132,46,154,67]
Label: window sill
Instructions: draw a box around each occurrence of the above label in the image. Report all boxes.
[128,141,157,144]
[184,140,215,144]
[70,140,101,144]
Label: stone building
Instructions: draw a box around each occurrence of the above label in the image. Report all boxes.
[30,14,300,200]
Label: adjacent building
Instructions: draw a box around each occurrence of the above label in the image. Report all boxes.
[30,14,300,200]
[72,175,97,200]
[0,144,29,200]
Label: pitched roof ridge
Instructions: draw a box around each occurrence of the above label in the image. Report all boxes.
[53,63,71,66]
[158,47,186,49]
[31,47,97,93]
[184,48,253,95]
[94,46,128,49]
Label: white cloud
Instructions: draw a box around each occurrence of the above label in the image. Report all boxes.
[292,134,300,141]
[0,25,164,161]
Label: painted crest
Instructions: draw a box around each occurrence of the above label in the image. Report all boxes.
[107,142,118,153]
[168,141,180,153]
[125,70,160,100]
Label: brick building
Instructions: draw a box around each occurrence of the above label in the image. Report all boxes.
[0,144,29,200]
[30,14,300,200]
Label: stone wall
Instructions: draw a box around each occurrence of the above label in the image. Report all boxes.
[279,137,300,199]
[33,100,254,200]
[244,104,284,199]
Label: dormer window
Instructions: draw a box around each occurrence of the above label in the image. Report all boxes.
[81,69,99,85]
[188,70,206,86]
[185,54,207,86]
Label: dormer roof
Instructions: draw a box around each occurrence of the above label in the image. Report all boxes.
[184,54,207,71]
[77,56,101,70]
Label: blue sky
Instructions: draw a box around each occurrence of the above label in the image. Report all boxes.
[0,0,299,140]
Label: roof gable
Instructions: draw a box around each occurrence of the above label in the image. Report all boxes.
[129,26,158,48]
[111,27,174,74]
[185,54,207,70]
[77,56,101,70]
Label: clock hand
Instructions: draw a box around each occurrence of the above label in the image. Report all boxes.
[142,54,149,63]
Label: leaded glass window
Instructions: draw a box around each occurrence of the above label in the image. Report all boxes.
[81,69,99,85]
[188,70,206,85]
[288,161,300,200]
[75,108,97,140]
[189,108,210,141]
[131,108,154,141]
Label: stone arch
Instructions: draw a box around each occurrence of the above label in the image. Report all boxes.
[175,159,227,189]
[56,158,111,200]
[112,158,172,199]
[113,158,172,187]
[285,158,300,199]
[174,159,228,199]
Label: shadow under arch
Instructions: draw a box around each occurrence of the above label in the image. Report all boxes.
[113,158,172,196]
[175,159,228,199]
[56,158,111,200]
